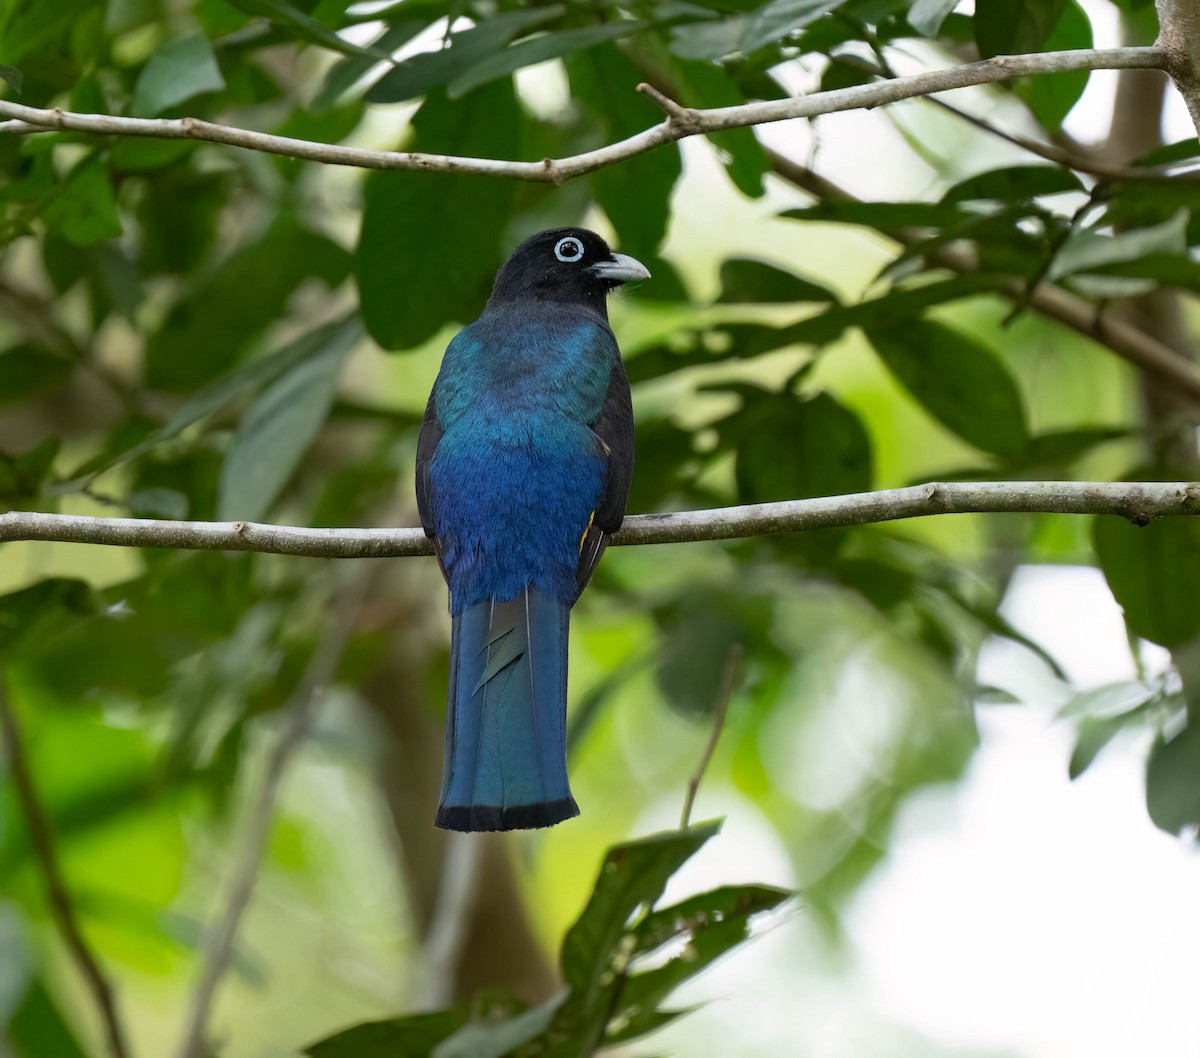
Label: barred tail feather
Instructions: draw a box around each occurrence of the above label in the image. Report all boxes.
[436,586,578,832]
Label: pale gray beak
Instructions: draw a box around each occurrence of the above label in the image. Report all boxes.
[591,252,651,284]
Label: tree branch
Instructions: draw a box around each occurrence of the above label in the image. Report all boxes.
[174,575,367,1058]
[0,48,1167,180]
[0,685,131,1058]
[2,482,1199,560]
[1157,0,1200,134]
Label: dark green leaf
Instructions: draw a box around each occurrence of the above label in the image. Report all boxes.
[663,58,768,198]
[1068,716,1126,779]
[1017,0,1091,129]
[908,0,959,36]
[568,44,681,261]
[781,200,967,234]
[942,165,1084,204]
[217,319,358,520]
[356,80,520,350]
[315,20,426,108]
[975,0,1069,58]
[449,21,651,99]
[1146,721,1200,834]
[225,0,390,60]
[1085,252,1200,294]
[864,319,1029,459]
[732,390,872,502]
[1094,514,1200,648]
[0,436,59,501]
[304,1011,468,1058]
[0,64,21,93]
[431,998,562,1058]
[131,31,225,115]
[560,823,721,1004]
[7,980,90,1058]
[82,317,360,480]
[0,0,103,64]
[717,258,838,303]
[146,222,350,389]
[1137,138,1200,168]
[741,0,846,51]
[42,159,122,247]
[1050,208,1189,280]
[0,579,98,658]
[634,883,789,955]
[0,346,72,404]
[366,7,563,103]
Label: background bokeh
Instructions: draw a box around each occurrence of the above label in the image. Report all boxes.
[2,0,1200,1055]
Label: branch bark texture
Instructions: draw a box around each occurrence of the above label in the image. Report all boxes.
[1157,0,1200,133]
[3,482,1199,559]
[0,48,1167,179]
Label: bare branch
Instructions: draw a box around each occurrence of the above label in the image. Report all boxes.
[680,644,741,831]
[0,48,1167,179]
[174,574,367,1058]
[1157,0,1200,133]
[2,482,1199,560]
[0,686,131,1058]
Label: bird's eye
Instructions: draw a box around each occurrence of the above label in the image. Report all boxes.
[554,237,584,263]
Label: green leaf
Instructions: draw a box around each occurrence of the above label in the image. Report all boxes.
[366,7,563,103]
[42,158,122,247]
[81,317,360,480]
[225,0,390,60]
[716,258,838,303]
[1017,0,1092,130]
[0,345,71,404]
[740,0,845,51]
[448,21,650,99]
[146,221,350,389]
[0,63,21,93]
[7,980,90,1058]
[432,998,562,1058]
[907,0,959,36]
[560,823,722,1006]
[356,79,520,350]
[217,318,358,520]
[0,435,58,500]
[1146,721,1200,834]
[975,0,1069,58]
[782,200,967,235]
[673,59,767,198]
[1094,514,1200,648]
[131,32,225,115]
[942,165,1083,204]
[304,1011,468,1057]
[315,20,427,108]
[732,390,873,502]
[0,579,98,658]
[1049,209,1189,283]
[0,0,102,64]
[1069,715,1129,779]
[864,319,1029,459]
[568,44,681,260]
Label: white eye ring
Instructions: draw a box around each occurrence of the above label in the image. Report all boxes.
[554,237,584,263]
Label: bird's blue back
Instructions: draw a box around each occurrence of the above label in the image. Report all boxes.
[429,304,616,611]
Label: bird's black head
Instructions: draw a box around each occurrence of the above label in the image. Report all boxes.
[487,227,650,318]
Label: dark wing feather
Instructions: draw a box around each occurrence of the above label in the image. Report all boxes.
[416,390,447,574]
[577,357,634,594]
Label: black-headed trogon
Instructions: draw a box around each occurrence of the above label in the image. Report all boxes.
[416,228,647,832]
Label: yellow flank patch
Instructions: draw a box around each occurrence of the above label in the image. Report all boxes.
[579,510,595,553]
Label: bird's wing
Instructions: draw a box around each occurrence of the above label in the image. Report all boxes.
[577,355,634,595]
[415,388,446,574]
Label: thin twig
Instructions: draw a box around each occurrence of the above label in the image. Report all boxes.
[173,572,369,1058]
[2,481,1200,559]
[415,832,484,1011]
[0,685,131,1058]
[681,645,741,830]
[0,48,1168,180]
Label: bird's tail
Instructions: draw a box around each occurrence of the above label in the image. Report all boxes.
[436,586,579,832]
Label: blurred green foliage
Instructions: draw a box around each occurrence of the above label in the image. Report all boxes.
[0,0,1198,1055]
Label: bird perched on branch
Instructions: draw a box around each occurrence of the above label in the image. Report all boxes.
[416,228,648,832]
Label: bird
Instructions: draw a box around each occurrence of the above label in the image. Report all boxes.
[415,227,647,833]
[420,229,652,834]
